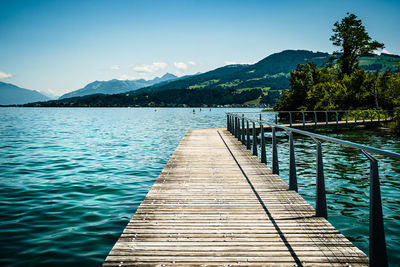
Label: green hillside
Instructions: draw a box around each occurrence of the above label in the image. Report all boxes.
[359,53,400,71]
[21,50,400,108]
[128,50,331,106]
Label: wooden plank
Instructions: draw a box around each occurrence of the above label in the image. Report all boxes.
[103,128,368,266]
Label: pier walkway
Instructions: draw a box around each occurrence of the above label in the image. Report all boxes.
[104,128,368,266]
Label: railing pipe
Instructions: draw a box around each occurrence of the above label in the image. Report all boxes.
[227,114,400,159]
[237,117,240,138]
[230,115,233,133]
[234,117,238,138]
[314,111,317,128]
[377,110,380,123]
[238,117,242,142]
[361,150,388,267]
[231,116,234,134]
[335,111,339,128]
[246,120,250,150]
[260,123,266,164]
[288,130,298,192]
[325,111,328,127]
[225,111,398,266]
[311,137,327,219]
[252,122,258,156]
[241,115,245,145]
[271,127,279,175]
[355,111,357,124]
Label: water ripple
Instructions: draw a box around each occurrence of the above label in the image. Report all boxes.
[0,108,399,266]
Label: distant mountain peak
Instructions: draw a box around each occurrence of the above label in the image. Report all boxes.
[161,73,177,78]
[0,81,49,105]
[59,72,178,99]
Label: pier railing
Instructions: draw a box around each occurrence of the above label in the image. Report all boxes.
[226,111,400,267]
[236,109,394,129]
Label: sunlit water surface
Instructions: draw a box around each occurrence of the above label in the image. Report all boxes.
[0,108,399,266]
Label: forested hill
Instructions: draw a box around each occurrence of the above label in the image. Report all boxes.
[131,50,330,97]
[20,49,400,108]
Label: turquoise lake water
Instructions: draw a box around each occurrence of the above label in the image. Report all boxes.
[0,108,399,266]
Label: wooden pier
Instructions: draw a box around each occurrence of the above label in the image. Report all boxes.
[104,128,369,266]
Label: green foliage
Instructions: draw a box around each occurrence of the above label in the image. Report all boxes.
[330,13,384,75]
[275,63,400,112]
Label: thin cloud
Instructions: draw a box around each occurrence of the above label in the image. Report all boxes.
[0,71,12,79]
[174,62,188,70]
[110,65,120,70]
[224,61,250,65]
[188,61,196,65]
[118,73,147,80]
[134,62,167,73]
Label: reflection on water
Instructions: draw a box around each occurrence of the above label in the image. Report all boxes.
[0,108,399,266]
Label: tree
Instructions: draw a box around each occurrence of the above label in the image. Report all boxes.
[330,13,384,76]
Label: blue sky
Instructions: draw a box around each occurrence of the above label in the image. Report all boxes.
[0,0,399,97]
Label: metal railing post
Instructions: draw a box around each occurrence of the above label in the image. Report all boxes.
[231,116,234,134]
[259,113,262,121]
[314,111,317,128]
[345,111,348,127]
[288,131,297,192]
[241,115,245,145]
[235,117,239,138]
[238,117,242,142]
[289,112,292,127]
[260,123,266,164]
[325,111,328,127]
[385,112,387,123]
[377,110,380,123]
[246,120,250,150]
[272,127,279,175]
[362,151,388,267]
[231,116,235,135]
[230,115,233,133]
[312,137,327,219]
[252,122,258,156]
[363,111,366,123]
[336,112,338,128]
[355,111,357,124]
[302,112,305,129]
[227,114,229,131]
[371,111,373,123]
[275,113,278,124]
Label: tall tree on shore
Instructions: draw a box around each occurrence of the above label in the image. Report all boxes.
[330,13,384,76]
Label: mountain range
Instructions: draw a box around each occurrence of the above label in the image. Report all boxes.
[0,82,49,105]
[3,49,400,106]
[129,50,330,99]
[59,73,178,99]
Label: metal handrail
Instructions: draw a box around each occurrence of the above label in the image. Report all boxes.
[226,112,398,267]
[231,109,395,113]
[228,115,400,159]
[240,109,395,129]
